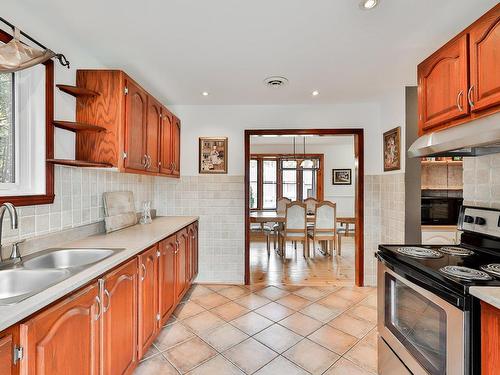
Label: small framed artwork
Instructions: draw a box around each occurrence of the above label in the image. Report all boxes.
[199,137,228,174]
[332,169,352,185]
[383,126,401,171]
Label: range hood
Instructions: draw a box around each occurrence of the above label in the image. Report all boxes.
[408,113,500,158]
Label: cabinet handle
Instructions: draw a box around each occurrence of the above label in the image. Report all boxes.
[142,155,148,168]
[95,295,102,321]
[141,263,146,281]
[103,289,111,312]
[467,85,475,108]
[175,241,180,254]
[456,90,463,112]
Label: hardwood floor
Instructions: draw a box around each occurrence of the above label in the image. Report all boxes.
[250,236,355,286]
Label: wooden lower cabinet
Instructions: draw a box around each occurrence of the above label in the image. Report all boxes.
[137,245,159,359]
[158,236,176,326]
[19,283,101,375]
[481,301,500,375]
[101,258,138,375]
[0,221,199,374]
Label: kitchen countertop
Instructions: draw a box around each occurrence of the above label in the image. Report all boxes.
[0,216,198,332]
[469,286,500,309]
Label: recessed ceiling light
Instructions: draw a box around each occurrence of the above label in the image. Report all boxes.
[359,0,379,10]
[263,76,289,88]
[312,90,320,96]
[201,91,209,96]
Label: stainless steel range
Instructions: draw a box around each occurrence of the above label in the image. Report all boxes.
[377,206,500,375]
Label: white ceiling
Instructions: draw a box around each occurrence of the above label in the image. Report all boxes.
[6,0,498,105]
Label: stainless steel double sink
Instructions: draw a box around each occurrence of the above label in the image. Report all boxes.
[0,248,123,305]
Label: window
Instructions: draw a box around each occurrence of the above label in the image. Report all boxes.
[249,154,323,209]
[0,29,54,206]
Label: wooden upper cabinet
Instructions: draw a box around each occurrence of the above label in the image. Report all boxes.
[469,7,500,112]
[19,283,100,375]
[418,34,469,131]
[158,236,176,326]
[159,108,174,175]
[172,115,181,177]
[145,97,161,173]
[137,245,158,359]
[102,259,138,375]
[124,79,148,171]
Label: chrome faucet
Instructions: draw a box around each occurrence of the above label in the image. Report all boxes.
[0,202,20,262]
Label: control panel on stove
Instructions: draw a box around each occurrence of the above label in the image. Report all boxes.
[459,206,500,238]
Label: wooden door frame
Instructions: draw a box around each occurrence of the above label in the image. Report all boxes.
[244,129,365,286]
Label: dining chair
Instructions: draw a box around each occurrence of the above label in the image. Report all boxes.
[307,201,337,256]
[304,197,318,214]
[273,197,291,249]
[250,223,273,256]
[280,202,309,258]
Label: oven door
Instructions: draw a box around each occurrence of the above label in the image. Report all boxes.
[377,261,465,375]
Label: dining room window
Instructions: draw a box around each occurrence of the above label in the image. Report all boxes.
[250,154,323,210]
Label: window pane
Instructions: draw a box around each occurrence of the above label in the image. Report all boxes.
[0,73,15,183]
[263,160,276,183]
[302,170,316,199]
[263,183,276,209]
[250,182,258,208]
[283,183,297,201]
[282,160,297,169]
[250,160,258,182]
[282,170,296,183]
[301,159,314,168]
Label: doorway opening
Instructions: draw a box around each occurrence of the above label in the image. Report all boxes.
[244,129,365,287]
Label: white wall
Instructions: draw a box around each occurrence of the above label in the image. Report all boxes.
[250,139,356,216]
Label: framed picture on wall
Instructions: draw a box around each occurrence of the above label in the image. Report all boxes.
[199,137,228,174]
[332,169,352,185]
[383,126,401,171]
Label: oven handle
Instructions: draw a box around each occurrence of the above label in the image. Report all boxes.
[377,252,466,310]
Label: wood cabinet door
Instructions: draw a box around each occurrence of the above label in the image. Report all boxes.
[158,236,176,326]
[102,259,138,375]
[175,230,188,300]
[159,108,174,175]
[418,34,469,132]
[469,6,500,112]
[124,79,148,171]
[137,245,158,359]
[145,97,161,173]
[0,326,18,375]
[19,283,100,375]
[481,301,500,375]
[172,116,181,177]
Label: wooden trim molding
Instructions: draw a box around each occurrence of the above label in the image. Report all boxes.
[0,29,55,206]
[244,129,365,286]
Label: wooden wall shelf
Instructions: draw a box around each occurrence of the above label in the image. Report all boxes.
[56,84,100,98]
[47,159,113,168]
[53,121,106,133]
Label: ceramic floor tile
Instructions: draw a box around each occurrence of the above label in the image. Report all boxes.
[300,302,340,323]
[253,356,310,375]
[182,310,226,335]
[140,344,160,361]
[307,325,358,355]
[323,357,375,375]
[317,294,354,313]
[164,337,217,374]
[347,305,377,324]
[344,336,378,374]
[205,284,234,291]
[278,312,323,336]
[217,286,251,300]
[154,322,195,351]
[254,302,295,322]
[223,338,278,374]
[187,285,214,298]
[234,294,272,310]
[200,324,249,352]
[255,286,290,300]
[276,294,311,310]
[188,355,244,375]
[283,338,340,375]
[332,287,370,303]
[212,301,250,321]
[230,312,274,336]
[133,354,179,375]
[173,301,206,320]
[293,286,330,301]
[254,324,303,353]
[359,294,377,309]
[194,292,231,309]
[328,313,375,339]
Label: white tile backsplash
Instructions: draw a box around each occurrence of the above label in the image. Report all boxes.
[463,154,500,208]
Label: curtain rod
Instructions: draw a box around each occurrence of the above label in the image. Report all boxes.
[0,16,70,69]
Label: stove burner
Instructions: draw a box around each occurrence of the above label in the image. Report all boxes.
[439,266,493,281]
[438,246,475,257]
[396,247,443,259]
[481,264,500,278]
